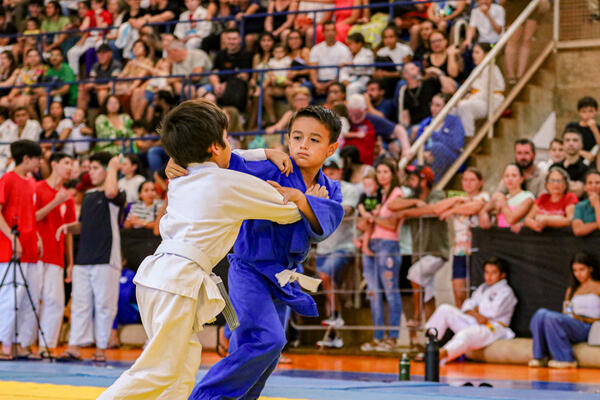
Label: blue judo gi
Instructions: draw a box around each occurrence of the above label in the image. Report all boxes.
[189,154,344,400]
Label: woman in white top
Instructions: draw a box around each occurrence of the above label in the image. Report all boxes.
[529,252,600,368]
[456,42,505,137]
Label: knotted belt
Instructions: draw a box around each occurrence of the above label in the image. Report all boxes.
[275,268,322,293]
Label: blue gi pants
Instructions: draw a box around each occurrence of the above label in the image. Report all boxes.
[530,308,591,362]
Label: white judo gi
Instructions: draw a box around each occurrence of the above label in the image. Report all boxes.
[98,151,302,400]
[425,279,517,361]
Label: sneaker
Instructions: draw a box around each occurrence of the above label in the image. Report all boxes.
[317,336,344,348]
[528,359,548,368]
[375,339,394,352]
[321,315,345,329]
[360,339,382,351]
[548,360,578,369]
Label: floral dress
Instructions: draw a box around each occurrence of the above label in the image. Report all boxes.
[94,113,134,155]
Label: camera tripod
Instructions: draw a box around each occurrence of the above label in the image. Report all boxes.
[0,223,51,359]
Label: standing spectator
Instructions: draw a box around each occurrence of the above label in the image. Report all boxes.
[41,1,70,54]
[538,138,566,173]
[572,170,600,236]
[436,167,489,308]
[360,159,404,352]
[94,95,134,155]
[422,30,462,93]
[118,154,145,203]
[43,48,78,109]
[551,130,589,196]
[461,0,505,50]
[339,33,374,97]
[397,62,442,135]
[365,79,397,122]
[56,152,126,362]
[456,43,504,137]
[264,0,297,43]
[77,43,122,110]
[174,0,211,50]
[563,97,600,160]
[524,167,578,232]
[414,93,465,181]
[481,163,535,233]
[315,159,359,347]
[529,252,600,368]
[497,139,546,197]
[309,21,352,100]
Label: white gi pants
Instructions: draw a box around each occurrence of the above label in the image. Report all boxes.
[97,285,203,400]
[66,37,97,75]
[38,263,65,348]
[69,264,120,349]
[426,304,496,361]
[407,255,446,302]
[456,94,503,137]
[0,262,37,346]
[17,262,44,347]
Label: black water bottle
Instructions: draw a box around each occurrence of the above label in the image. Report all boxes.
[424,328,439,382]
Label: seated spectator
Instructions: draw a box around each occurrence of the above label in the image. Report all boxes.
[77,43,122,110]
[339,33,374,97]
[41,1,70,54]
[411,19,434,62]
[344,94,410,165]
[551,130,589,197]
[480,163,535,233]
[49,101,73,143]
[461,0,505,51]
[13,107,42,142]
[427,0,466,34]
[130,58,172,121]
[309,21,352,100]
[323,82,346,110]
[62,108,92,157]
[315,0,360,44]
[264,0,297,43]
[14,17,41,64]
[563,97,600,163]
[108,269,141,349]
[132,120,157,168]
[40,114,59,156]
[436,167,489,308]
[145,0,180,36]
[422,30,462,93]
[284,30,311,97]
[0,106,17,174]
[360,159,403,352]
[365,79,397,122]
[497,139,546,197]
[116,0,149,59]
[0,49,45,116]
[249,32,275,125]
[173,0,211,50]
[315,159,359,348]
[265,86,310,135]
[374,26,412,97]
[165,41,211,100]
[426,257,517,363]
[113,40,153,110]
[529,252,600,369]
[124,180,163,229]
[230,0,265,50]
[295,0,335,46]
[538,138,566,173]
[209,29,253,113]
[340,145,369,185]
[572,169,600,236]
[118,154,145,203]
[0,10,18,54]
[346,0,391,49]
[0,51,19,99]
[414,93,465,181]
[202,0,234,54]
[43,48,78,110]
[94,95,134,155]
[456,43,504,137]
[66,0,113,77]
[524,167,578,232]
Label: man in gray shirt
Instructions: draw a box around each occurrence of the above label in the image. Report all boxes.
[166,40,212,98]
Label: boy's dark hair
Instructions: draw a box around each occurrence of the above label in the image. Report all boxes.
[329,81,346,95]
[125,153,141,173]
[89,151,113,167]
[323,20,335,29]
[514,138,535,153]
[160,99,228,167]
[11,140,42,165]
[49,47,64,58]
[132,120,148,131]
[577,96,598,111]
[0,106,9,120]
[484,256,508,276]
[563,129,583,141]
[347,32,365,44]
[550,138,563,146]
[223,27,240,35]
[287,106,341,144]
[49,152,72,165]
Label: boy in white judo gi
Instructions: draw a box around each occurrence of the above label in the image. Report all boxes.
[425,257,518,363]
[97,99,326,399]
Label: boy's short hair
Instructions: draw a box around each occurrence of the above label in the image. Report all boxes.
[159,99,228,167]
[49,152,72,165]
[132,120,148,131]
[484,256,508,276]
[550,138,563,146]
[89,151,113,167]
[125,153,141,173]
[49,47,64,58]
[577,96,598,111]
[287,106,341,144]
[347,32,365,44]
[11,140,42,165]
[563,129,583,140]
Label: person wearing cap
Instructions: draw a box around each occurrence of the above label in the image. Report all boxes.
[343,93,411,166]
[78,43,121,110]
[315,158,360,347]
[388,165,449,336]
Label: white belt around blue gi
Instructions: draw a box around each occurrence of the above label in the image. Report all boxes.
[275,269,322,292]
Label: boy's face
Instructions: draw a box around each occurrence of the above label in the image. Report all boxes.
[578,106,597,122]
[14,110,29,127]
[210,129,232,168]
[72,109,85,125]
[363,177,377,194]
[273,46,285,60]
[53,157,73,180]
[288,117,337,170]
[120,157,136,176]
[549,141,565,163]
[89,160,108,186]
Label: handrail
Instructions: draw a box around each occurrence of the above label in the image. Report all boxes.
[398,0,542,173]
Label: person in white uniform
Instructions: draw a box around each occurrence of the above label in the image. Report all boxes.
[425,256,518,363]
[97,99,326,400]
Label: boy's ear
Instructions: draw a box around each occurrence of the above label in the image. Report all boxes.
[326,141,339,158]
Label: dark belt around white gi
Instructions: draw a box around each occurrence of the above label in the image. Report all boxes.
[154,240,240,331]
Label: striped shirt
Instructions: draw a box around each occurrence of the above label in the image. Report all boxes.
[129,199,164,223]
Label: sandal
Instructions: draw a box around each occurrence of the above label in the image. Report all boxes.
[0,352,13,361]
[56,351,82,362]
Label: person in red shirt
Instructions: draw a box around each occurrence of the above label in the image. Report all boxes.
[0,140,42,360]
[524,167,578,232]
[34,152,77,357]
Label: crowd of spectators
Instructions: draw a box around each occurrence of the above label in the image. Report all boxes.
[0,0,598,366]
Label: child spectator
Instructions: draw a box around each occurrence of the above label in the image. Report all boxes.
[355,168,381,256]
[538,138,566,172]
[62,108,92,157]
[572,169,600,236]
[340,33,374,97]
[563,97,600,158]
[263,43,292,125]
[174,0,211,50]
[40,114,60,155]
[461,0,505,50]
[124,180,163,229]
[118,154,146,203]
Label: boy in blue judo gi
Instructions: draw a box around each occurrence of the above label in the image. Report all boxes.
[167,106,345,399]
